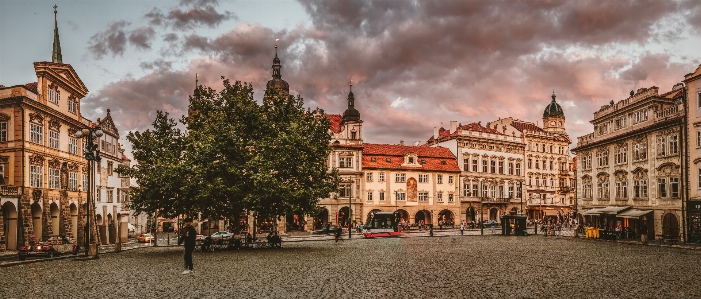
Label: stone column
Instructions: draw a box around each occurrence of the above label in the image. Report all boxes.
[43,196,52,239]
[0,206,5,251]
[20,188,33,247]
[60,190,72,239]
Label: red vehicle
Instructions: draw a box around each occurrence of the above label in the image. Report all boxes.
[18,237,78,260]
[363,212,401,238]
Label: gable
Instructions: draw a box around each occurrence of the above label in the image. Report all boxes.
[34,62,89,98]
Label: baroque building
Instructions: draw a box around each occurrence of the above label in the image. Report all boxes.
[573,85,686,242]
[684,65,701,243]
[487,93,576,220]
[428,121,525,225]
[0,7,96,250]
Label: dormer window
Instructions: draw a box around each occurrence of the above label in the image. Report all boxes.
[421,159,426,164]
[386,158,391,162]
[408,157,414,164]
[351,127,357,140]
[370,157,376,162]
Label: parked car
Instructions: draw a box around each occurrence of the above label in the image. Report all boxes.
[138,233,153,243]
[195,234,205,241]
[18,238,78,260]
[312,225,339,235]
[482,220,498,227]
[210,231,234,240]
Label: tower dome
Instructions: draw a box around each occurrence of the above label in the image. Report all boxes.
[342,81,360,123]
[543,92,564,119]
[266,45,289,93]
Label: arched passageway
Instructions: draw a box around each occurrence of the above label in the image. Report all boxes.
[489,208,499,221]
[313,209,329,230]
[2,202,18,250]
[438,210,454,227]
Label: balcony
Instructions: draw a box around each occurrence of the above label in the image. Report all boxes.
[0,185,20,196]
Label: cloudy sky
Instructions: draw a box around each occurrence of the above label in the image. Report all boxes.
[2,0,701,155]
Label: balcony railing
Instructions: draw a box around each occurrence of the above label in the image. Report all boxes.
[0,185,20,196]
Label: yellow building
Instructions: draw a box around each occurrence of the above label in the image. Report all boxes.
[0,7,97,251]
[684,64,701,243]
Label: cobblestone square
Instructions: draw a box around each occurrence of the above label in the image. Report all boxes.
[2,235,701,298]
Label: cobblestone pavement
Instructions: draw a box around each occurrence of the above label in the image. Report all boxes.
[2,234,701,298]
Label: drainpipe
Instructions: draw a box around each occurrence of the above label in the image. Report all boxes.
[682,94,689,243]
[18,100,25,247]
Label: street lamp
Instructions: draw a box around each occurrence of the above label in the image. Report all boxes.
[479,180,484,236]
[75,126,103,257]
[348,179,353,239]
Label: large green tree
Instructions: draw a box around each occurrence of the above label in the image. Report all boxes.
[122,79,338,221]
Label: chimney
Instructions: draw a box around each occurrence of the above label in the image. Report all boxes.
[450,121,457,134]
[434,126,439,139]
[400,140,404,146]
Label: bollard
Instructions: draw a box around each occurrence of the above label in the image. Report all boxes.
[168,233,170,245]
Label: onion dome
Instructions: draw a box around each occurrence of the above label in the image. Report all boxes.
[543,92,564,118]
[342,81,360,123]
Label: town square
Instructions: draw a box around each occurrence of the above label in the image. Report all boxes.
[2,0,701,297]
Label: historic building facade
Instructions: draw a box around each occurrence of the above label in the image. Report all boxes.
[0,8,96,250]
[361,143,461,227]
[684,65,701,243]
[93,110,131,244]
[487,93,576,220]
[428,122,525,225]
[573,85,686,242]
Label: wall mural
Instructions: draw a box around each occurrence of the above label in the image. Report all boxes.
[407,177,417,202]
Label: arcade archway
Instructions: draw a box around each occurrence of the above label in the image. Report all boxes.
[285,212,306,231]
[415,210,431,225]
[338,207,350,227]
[394,209,409,223]
[313,208,329,230]
[2,202,18,250]
[438,210,454,226]
[466,207,476,224]
[662,213,680,240]
[489,208,499,221]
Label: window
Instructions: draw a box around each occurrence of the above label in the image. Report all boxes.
[448,194,454,202]
[472,184,478,198]
[437,193,443,202]
[482,160,488,172]
[615,116,627,130]
[379,172,385,182]
[633,109,648,123]
[339,157,352,168]
[615,181,627,198]
[516,163,521,176]
[498,161,504,174]
[30,165,43,188]
[535,177,540,187]
[83,174,88,192]
[69,172,78,191]
[418,174,428,183]
[366,172,373,182]
[396,192,406,201]
[597,151,609,167]
[68,98,77,114]
[437,174,443,184]
[671,177,679,198]
[698,92,701,108]
[0,121,6,142]
[418,192,428,202]
[30,123,43,144]
[379,192,385,201]
[408,157,414,164]
[669,135,678,155]
[658,178,667,198]
[698,130,701,148]
[49,130,59,149]
[517,185,522,199]
[491,161,496,173]
[508,162,513,175]
[69,137,78,155]
[583,184,592,198]
[498,186,504,198]
[535,159,539,169]
[528,159,532,169]
[542,160,546,170]
[367,192,373,201]
[634,180,645,198]
[463,183,470,196]
[49,168,60,189]
[351,131,356,139]
[657,136,666,156]
[597,182,609,199]
[463,158,469,171]
[395,173,406,183]
[472,160,478,172]
[448,176,453,184]
[633,142,647,161]
[48,88,59,105]
[107,189,114,203]
[615,146,628,164]
[339,184,351,198]
[549,161,553,170]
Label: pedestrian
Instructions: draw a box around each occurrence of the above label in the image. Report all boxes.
[490,222,495,234]
[460,222,465,235]
[178,218,197,274]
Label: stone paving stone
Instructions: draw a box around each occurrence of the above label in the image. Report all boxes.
[2,235,701,298]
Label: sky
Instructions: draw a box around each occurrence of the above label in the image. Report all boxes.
[2,0,701,158]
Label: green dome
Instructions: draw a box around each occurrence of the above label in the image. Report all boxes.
[543,92,564,119]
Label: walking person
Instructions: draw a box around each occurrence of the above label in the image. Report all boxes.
[460,222,465,235]
[178,218,197,274]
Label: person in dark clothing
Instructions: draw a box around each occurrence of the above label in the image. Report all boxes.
[178,218,197,274]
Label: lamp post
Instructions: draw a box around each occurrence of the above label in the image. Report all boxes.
[348,179,353,239]
[75,126,103,257]
[480,180,484,235]
[519,181,524,214]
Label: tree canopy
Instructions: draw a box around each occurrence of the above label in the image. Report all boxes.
[120,79,339,221]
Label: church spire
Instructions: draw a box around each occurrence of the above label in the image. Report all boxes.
[52,4,63,63]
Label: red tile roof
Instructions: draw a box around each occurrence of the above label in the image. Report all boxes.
[122,153,131,161]
[511,121,544,133]
[426,122,501,144]
[326,114,342,133]
[25,82,37,93]
[362,143,460,172]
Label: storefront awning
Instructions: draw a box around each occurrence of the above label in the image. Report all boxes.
[599,206,630,215]
[617,209,652,219]
[581,208,606,215]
